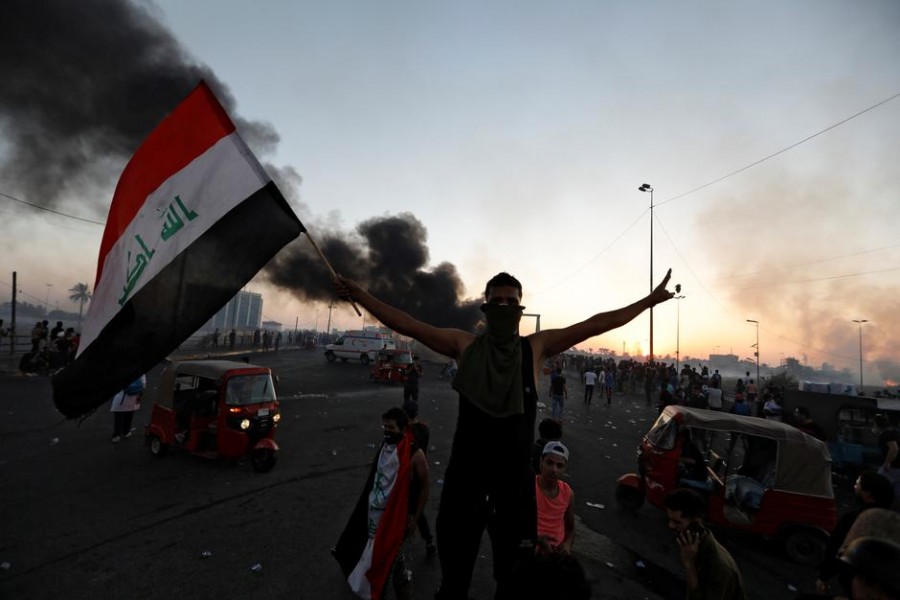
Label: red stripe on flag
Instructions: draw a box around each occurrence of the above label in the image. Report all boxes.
[367,433,413,599]
[95,81,236,286]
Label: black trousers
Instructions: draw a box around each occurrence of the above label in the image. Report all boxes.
[435,401,536,600]
[113,411,134,437]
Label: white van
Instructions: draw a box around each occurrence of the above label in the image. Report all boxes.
[325,331,390,365]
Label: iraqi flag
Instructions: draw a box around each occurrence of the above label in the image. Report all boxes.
[333,433,413,599]
[52,82,304,419]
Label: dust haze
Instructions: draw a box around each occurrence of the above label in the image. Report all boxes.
[698,173,900,384]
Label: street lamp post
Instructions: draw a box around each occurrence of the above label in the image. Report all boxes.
[674,295,685,372]
[746,319,760,383]
[639,183,654,362]
[44,283,53,314]
[522,313,542,333]
[852,319,868,392]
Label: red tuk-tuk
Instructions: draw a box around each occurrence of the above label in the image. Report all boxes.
[145,360,281,472]
[616,405,836,564]
[369,349,413,383]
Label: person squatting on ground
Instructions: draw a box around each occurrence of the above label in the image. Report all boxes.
[333,407,429,600]
[535,441,575,555]
[110,374,145,443]
[664,488,746,600]
[334,268,675,599]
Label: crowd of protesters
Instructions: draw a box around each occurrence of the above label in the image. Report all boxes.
[568,356,800,425]
[200,327,333,351]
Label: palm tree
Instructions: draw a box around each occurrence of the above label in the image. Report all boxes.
[68,283,92,328]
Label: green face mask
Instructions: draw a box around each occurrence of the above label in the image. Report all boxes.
[480,303,523,338]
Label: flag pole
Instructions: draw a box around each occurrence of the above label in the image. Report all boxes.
[302,232,363,317]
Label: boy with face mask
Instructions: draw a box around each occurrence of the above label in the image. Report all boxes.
[334,407,429,600]
[334,269,675,600]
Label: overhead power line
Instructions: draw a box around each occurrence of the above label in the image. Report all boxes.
[0,192,104,225]
[656,91,900,207]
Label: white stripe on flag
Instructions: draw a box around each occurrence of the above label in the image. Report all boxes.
[79,132,269,355]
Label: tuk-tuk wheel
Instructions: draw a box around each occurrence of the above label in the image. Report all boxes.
[615,483,645,511]
[251,448,277,473]
[784,528,827,565]
[148,435,169,458]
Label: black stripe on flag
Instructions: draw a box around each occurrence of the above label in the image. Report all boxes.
[52,181,303,419]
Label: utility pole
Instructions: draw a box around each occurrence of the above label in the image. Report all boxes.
[639,183,654,363]
[9,271,17,356]
[852,319,868,392]
[326,302,334,336]
[523,313,541,332]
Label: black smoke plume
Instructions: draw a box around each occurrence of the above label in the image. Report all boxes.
[266,213,484,331]
[2,1,481,332]
[0,0,280,212]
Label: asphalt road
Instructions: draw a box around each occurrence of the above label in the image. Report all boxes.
[0,348,839,599]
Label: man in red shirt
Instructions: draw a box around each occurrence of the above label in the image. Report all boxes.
[535,441,575,554]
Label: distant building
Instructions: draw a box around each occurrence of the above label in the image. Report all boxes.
[203,291,263,332]
[708,353,740,371]
[261,320,282,332]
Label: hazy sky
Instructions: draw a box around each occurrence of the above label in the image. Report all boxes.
[2,1,899,383]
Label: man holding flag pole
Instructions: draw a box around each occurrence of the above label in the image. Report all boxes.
[334,270,676,599]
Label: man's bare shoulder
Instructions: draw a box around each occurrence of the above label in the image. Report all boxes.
[526,329,558,360]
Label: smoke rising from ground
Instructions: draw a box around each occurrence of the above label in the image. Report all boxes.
[265,213,484,331]
[1,0,481,333]
[696,173,900,385]
[0,0,282,213]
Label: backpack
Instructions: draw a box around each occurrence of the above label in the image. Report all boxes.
[124,377,144,395]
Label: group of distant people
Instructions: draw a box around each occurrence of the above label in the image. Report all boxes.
[19,319,80,374]
[208,327,283,351]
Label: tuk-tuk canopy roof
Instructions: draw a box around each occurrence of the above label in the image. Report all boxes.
[153,360,271,409]
[664,405,834,498]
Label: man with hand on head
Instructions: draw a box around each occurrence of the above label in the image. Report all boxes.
[664,488,746,600]
[334,269,675,600]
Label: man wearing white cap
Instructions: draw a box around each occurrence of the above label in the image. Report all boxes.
[536,441,575,554]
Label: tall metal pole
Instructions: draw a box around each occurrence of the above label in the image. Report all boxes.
[523,313,542,333]
[639,184,654,363]
[852,319,868,392]
[747,319,760,383]
[9,271,17,356]
[326,302,334,336]
[675,295,685,372]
